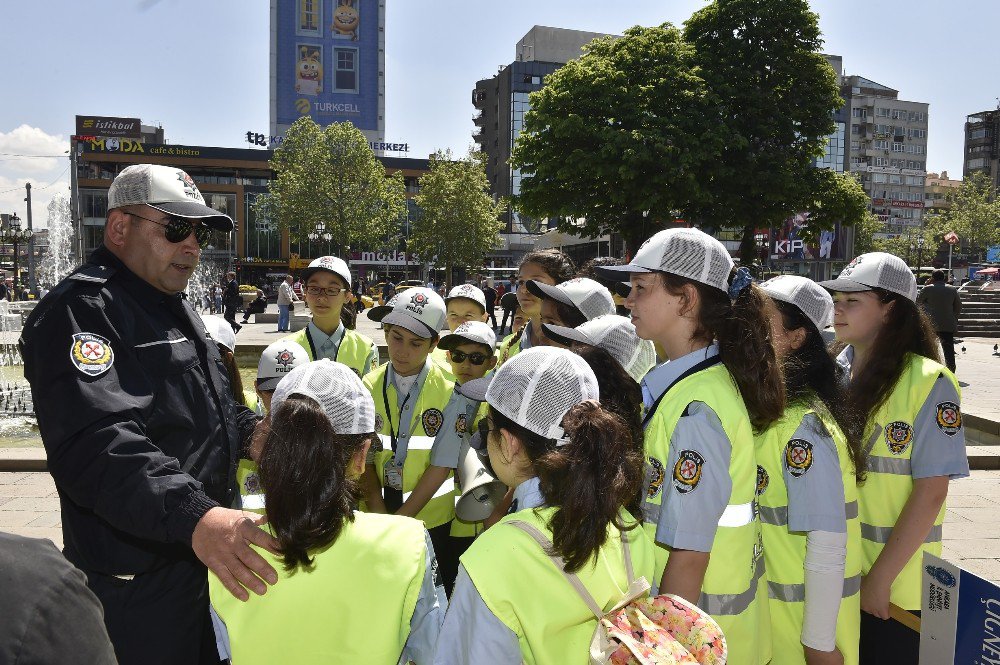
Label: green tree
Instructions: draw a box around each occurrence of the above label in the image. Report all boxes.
[683,0,867,264]
[922,171,1000,262]
[851,211,885,257]
[510,24,727,255]
[258,117,406,253]
[410,149,506,283]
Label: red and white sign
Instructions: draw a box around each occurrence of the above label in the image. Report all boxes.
[944,231,960,245]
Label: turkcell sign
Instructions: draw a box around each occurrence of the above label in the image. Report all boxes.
[75,115,141,139]
[273,0,380,132]
[920,553,1000,664]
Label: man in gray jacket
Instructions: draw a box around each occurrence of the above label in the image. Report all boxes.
[276,274,298,332]
[917,269,962,372]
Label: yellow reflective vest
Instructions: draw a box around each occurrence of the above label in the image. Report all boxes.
[282,325,377,376]
[859,354,959,610]
[236,458,265,515]
[754,402,860,665]
[364,362,457,529]
[209,512,426,664]
[642,363,769,665]
[461,506,656,665]
[496,329,525,367]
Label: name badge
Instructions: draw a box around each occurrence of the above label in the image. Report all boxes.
[384,456,403,491]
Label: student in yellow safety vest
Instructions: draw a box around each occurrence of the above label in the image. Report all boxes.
[209,360,446,664]
[598,228,786,665]
[435,347,654,664]
[817,253,969,663]
[364,287,464,593]
[496,249,576,365]
[757,275,866,665]
[282,256,378,376]
[529,276,616,332]
[430,284,490,376]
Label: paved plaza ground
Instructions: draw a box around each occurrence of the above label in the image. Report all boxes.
[1,304,999,582]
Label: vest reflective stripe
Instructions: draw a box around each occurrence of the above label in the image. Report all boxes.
[860,522,943,544]
[364,363,457,529]
[282,327,376,377]
[209,513,426,664]
[754,403,861,665]
[859,354,958,610]
[718,502,754,528]
[404,477,456,503]
[767,574,862,603]
[698,556,765,616]
[461,507,656,665]
[759,500,858,527]
[641,363,768,665]
[243,494,266,510]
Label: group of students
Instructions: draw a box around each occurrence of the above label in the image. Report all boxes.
[202,228,968,665]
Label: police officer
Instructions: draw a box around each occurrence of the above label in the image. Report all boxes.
[20,164,280,665]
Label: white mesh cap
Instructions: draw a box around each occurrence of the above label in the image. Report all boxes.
[526,277,616,321]
[760,275,834,332]
[200,315,236,353]
[108,164,234,230]
[300,256,351,288]
[597,227,734,293]
[366,287,447,338]
[270,359,376,434]
[817,252,917,302]
[543,315,657,383]
[437,321,497,351]
[445,284,487,312]
[458,347,599,442]
[256,339,310,392]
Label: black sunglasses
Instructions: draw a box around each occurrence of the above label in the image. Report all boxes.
[129,211,213,248]
[449,350,489,365]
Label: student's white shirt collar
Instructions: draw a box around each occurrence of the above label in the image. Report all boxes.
[511,476,546,511]
[640,343,720,408]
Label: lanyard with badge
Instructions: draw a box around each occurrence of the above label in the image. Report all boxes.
[305,326,342,362]
[381,374,414,491]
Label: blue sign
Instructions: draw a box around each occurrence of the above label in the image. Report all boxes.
[273,0,381,133]
[921,553,1000,663]
[987,246,1000,263]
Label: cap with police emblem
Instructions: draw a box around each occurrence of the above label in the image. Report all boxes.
[437,321,497,351]
[256,339,310,392]
[300,256,352,289]
[367,287,446,339]
[108,164,234,231]
[445,284,487,313]
[817,252,917,303]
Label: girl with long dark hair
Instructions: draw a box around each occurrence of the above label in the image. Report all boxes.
[599,227,785,665]
[496,249,576,364]
[434,347,654,664]
[818,253,968,663]
[209,360,445,665]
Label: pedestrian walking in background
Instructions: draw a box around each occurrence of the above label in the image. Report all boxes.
[223,271,241,333]
[276,274,297,332]
[482,281,498,330]
[917,269,962,373]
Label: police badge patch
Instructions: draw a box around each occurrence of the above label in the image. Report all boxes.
[672,450,704,494]
[70,333,114,377]
[884,421,913,455]
[756,465,770,496]
[374,413,384,433]
[646,457,665,499]
[455,413,468,435]
[422,408,444,436]
[785,439,813,478]
[935,401,962,436]
[244,473,262,495]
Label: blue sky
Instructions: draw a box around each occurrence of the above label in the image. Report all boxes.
[1,0,997,224]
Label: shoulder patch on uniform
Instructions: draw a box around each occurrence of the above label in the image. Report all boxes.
[784,439,813,478]
[70,333,114,376]
[455,413,468,435]
[935,401,962,436]
[68,264,116,284]
[646,457,665,499]
[884,421,913,455]
[756,464,769,495]
[243,472,262,495]
[374,413,384,433]
[672,450,704,494]
[422,408,444,436]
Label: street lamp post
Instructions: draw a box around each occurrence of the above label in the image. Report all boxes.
[917,235,925,283]
[0,213,33,300]
[307,222,332,256]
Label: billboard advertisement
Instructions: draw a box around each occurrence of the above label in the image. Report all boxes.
[271,0,383,138]
[770,213,845,261]
[75,115,141,139]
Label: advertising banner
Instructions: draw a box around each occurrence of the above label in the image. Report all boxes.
[75,115,141,139]
[920,553,1000,664]
[770,213,845,261]
[273,0,380,132]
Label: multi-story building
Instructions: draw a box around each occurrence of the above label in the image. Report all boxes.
[842,75,929,234]
[964,109,1000,188]
[924,171,962,216]
[473,26,611,266]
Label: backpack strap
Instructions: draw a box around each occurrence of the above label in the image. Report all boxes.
[506,520,646,619]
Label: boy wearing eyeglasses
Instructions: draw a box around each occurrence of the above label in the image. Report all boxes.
[281,256,377,377]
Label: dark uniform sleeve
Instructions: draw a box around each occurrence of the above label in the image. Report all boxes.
[22,291,218,546]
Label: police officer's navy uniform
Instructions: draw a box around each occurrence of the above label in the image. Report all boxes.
[20,245,258,664]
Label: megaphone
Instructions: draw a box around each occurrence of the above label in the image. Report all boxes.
[455,437,507,522]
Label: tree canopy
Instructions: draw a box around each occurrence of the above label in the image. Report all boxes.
[258,117,406,254]
[411,149,505,281]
